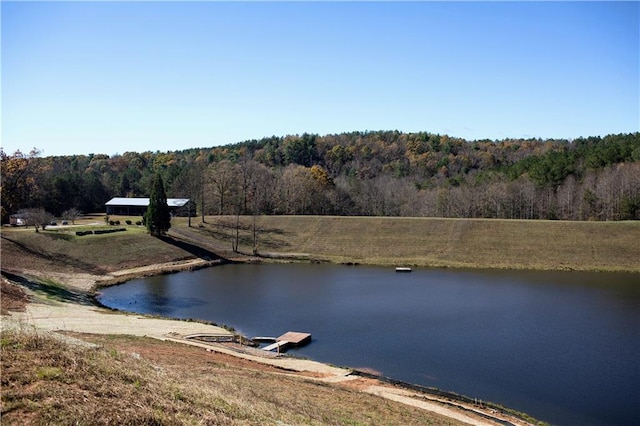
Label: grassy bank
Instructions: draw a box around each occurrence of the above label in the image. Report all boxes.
[0,223,216,277]
[177,216,640,272]
[2,216,639,274]
[1,328,462,425]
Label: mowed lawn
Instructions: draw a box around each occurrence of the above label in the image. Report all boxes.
[187,216,640,272]
[3,216,639,273]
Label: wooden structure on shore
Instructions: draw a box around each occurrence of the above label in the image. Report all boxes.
[261,331,312,352]
[183,333,257,346]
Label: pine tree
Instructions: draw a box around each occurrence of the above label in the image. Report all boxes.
[145,173,171,236]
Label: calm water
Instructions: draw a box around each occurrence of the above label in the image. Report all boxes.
[97,264,640,426]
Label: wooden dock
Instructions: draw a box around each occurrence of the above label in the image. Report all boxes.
[262,341,289,351]
[262,331,312,352]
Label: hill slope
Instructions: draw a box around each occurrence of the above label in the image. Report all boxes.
[177,216,640,272]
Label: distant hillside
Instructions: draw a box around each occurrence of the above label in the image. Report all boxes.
[2,131,639,223]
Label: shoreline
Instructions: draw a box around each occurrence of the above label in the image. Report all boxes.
[2,261,545,426]
[95,260,549,426]
[92,254,640,295]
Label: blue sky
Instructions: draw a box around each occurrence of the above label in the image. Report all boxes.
[2,1,639,157]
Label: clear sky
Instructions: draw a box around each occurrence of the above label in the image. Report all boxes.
[2,1,639,157]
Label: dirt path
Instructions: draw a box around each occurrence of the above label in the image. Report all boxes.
[2,293,351,379]
[2,298,231,339]
[2,301,503,426]
[1,264,535,426]
[8,259,216,294]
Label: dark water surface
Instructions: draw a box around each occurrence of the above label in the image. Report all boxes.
[98,264,640,426]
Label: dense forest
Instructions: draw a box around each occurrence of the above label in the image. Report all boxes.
[2,131,639,223]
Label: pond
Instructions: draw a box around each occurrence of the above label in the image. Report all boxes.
[97,264,640,426]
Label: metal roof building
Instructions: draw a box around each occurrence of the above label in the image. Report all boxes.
[105,197,194,216]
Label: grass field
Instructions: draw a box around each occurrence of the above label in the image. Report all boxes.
[175,215,640,272]
[2,215,639,274]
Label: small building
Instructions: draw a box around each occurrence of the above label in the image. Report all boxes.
[105,197,195,217]
[9,213,29,226]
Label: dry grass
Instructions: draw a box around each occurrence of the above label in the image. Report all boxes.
[0,280,28,314]
[1,329,460,425]
[179,216,640,272]
[1,216,638,281]
[0,225,199,276]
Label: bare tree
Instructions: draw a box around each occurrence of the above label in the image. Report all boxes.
[507,178,536,219]
[349,178,385,216]
[61,207,82,224]
[244,162,276,254]
[556,175,578,220]
[18,208,54,232]
[237,157,262,215]
[170,160,205,227]
[209,160,238,215]
[448,186,474,218]
[277,165,316,214]
[416,188,438,217]
[479,181,508,218]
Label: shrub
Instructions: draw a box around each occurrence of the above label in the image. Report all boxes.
[125,220,132,225]
[93,228,126,235]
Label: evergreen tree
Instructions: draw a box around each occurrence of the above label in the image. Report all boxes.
[145,173,171,236]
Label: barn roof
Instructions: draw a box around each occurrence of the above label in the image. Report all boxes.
[105,197,191,207]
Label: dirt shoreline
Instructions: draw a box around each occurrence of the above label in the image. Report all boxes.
[1,259,540,426]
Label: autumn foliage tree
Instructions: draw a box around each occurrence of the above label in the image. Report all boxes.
[2,132,638,222]
[0,148,42,223]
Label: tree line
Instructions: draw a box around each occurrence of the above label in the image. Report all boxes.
[2,131,639,223]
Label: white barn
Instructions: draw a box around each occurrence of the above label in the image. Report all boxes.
[105,197,195,217]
